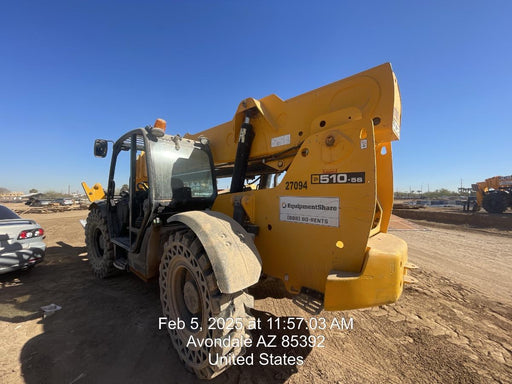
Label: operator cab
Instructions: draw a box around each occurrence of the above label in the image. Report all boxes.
[95,122,217,255]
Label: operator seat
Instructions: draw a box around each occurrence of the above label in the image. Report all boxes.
[171,178,192,200]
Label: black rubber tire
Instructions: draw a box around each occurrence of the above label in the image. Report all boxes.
[159,229,254,380]
[85,208,116,278]
[482,191,509,214]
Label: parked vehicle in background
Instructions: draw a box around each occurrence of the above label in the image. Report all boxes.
[54,198,74,206]
[0,205,46,274]
[25,198,52,207]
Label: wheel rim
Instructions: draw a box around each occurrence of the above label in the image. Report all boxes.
[169,261,204,330]
[161,245,213,368]
[92,228,105,259]
[184,280,201,314]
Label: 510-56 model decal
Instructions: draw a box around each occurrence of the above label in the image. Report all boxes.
[311,172,365,184]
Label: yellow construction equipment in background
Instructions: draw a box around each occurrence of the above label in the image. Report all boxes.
[472,175,512,213]
[81,182,105,202]
[82,63,410,379]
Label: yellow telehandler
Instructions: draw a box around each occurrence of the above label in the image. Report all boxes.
[82,63,411,379]
[471,175,512,213]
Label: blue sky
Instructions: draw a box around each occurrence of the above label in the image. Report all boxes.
[1,1,511,194]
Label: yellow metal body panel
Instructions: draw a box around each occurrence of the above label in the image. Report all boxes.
[324,232,408,310]
[189,63,407,309]
[212,120,378,294]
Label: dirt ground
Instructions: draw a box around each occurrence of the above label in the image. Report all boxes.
[393,205,512,231]
[1,207,511,384]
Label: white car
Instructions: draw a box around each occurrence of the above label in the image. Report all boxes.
[0,205,46,274]
[54,198,74,206]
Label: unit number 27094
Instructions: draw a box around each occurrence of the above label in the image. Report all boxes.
[285,181,308,190]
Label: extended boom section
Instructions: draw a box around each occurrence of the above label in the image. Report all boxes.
[188,63,409,310]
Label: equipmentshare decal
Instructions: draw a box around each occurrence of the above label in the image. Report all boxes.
[311,172,365,184]
[280,196,339,227]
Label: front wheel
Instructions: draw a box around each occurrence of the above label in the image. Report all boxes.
[85,208,115,278]
[159,229,254,379]
[482,191,509,213]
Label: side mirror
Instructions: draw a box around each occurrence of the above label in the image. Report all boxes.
[94,139,108,158]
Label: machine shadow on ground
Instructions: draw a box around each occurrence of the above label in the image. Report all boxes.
[0,242,313,383]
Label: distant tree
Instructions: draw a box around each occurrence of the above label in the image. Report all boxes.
[394,188,461,200]
[43,190,65,199]
[29,188,38,193]
[423,188,459,198]
[437,188,454,195]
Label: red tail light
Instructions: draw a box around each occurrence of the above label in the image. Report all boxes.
[18,228,44,240]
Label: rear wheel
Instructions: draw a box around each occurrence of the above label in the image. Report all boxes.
[159,229,254,379]
[482,191,509,213]
[85,208,116,278]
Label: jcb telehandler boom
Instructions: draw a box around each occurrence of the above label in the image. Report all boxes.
[82,63,410,379]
